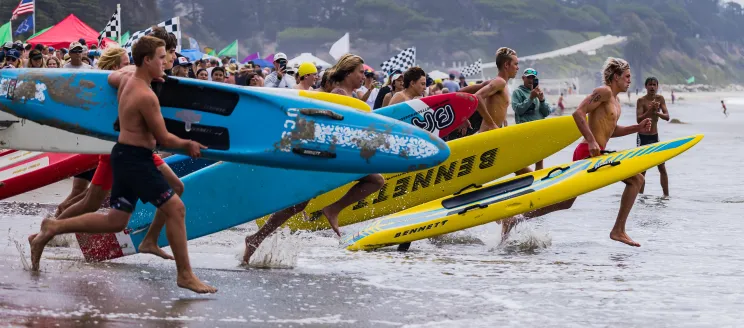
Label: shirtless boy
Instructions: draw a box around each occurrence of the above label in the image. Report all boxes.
[388,66,428,105]
[636,77,670,196]
[473,47,520,132]
[502,57,652,247]
[28,36,216,294]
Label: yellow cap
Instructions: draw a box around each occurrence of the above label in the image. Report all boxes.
[434,78,442,84]
[298,62,318,77]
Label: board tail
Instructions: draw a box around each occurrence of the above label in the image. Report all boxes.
[75,230,136,262]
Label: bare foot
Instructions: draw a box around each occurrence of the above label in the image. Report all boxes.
[242,236,259,265]
[321,207,341,237]
[29,219,58,271]
[177,273,217,294]
[609,231,641,247]
[500,217,519,239]
[138,241,175,260]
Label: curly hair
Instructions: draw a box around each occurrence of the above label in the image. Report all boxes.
[96,46,127,70]
[602,57,630,85]
[403,66,426,88]
[495,47,517,70]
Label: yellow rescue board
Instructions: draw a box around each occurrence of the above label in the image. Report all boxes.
[248,87,372,112]
[342,134,704,250]
[256,115,582,231]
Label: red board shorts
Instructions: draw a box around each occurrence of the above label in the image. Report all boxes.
[572,142,605,161]
[91,153,165,191]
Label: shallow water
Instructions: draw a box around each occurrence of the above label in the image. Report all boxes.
[1,97,743,327]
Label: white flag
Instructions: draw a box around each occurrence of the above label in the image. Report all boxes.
[329,32,349,61]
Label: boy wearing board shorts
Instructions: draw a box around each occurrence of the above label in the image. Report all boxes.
[636,77,670,196]
[501,57,652,247]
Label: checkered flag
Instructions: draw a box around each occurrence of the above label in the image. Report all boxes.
[123,17,182,54]
[98,4,121,48]
[460,59,482,77]
[380,47,415,74]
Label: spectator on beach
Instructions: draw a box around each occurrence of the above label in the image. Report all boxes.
[355,69,378,105]
[512,68,552,172]
[63,42,92,69]
[211,66,226,83]
[26,49,46,68]
[459,75,468,88]
[46,56,61,68]
[294,62,318,91]
[3,49,21,69]
[381,73,404,107]
[264,52,296,88]
[196,68,208,80]
[442,73,460,92]
[172,56,191,77]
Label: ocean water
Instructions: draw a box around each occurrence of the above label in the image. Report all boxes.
[1,97,742,327]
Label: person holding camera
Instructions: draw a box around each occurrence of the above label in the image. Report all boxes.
[263,52,296,88]
[512,68,552,173]
[355,69,378,106]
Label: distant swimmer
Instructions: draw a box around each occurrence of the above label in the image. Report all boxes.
[29,36,217,294]
[722,100,728,117]
[636,77,670,196]
[501,57,652,247]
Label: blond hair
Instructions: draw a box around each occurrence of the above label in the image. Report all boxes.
[495,47,516,70]
[327,54,364,83]
[46,56,62,68]
[97,46,127,71]
[602,57,629,85]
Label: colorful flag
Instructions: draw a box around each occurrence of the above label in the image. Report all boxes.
[189,37,199,50]
[217,40,238,58]
[14,15,32,35]
[11,0,34,20]
[0,22,12,44]
[686,76,695,84]
[241,52,260,64]
[118,31,129,45]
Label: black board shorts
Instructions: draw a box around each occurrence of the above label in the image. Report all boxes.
[74,168,96,181]
[637,133,659,147]
[109,143,174,213]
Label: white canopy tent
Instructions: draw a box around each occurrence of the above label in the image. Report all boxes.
[288,53,333,69]
[428,70,449,81]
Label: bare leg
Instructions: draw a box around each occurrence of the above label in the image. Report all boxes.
[609,174,643,247]
[535,159,544,171]
[56,185,108,220]
[30,210,129,271]
[243,201,309,264]
[501,198,576,238]
[138,164,183,260]
[56,178,89,217]
[639,171,647,194]
[514,167,533,176]
[658,163,669,197]
[158,195,217,293]
[322,174,385,236]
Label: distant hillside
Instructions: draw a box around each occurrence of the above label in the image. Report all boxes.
[2,0,743,84]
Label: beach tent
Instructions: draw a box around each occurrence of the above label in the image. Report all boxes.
[428,70,449,81]
[288,53,332,69]
[180,49,204,62]
[27,14,115,49]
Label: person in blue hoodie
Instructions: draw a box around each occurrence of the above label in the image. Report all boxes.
[512,68,552,173]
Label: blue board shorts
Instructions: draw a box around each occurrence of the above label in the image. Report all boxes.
[109,143,174,213]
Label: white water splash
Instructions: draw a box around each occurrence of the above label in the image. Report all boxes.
[240,227,299,269]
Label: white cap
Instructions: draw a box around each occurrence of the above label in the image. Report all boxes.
[274,52,287,61]
[391,73,402,81]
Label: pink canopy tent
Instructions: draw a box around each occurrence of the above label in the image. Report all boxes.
[28,14,116,49]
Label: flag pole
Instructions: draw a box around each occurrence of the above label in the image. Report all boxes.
[32,1,36,35]
[117,3,121,44]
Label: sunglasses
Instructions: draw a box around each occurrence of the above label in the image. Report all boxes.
[524,69,537,76]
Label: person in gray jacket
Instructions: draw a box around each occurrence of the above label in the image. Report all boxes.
[512,68,552,173]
